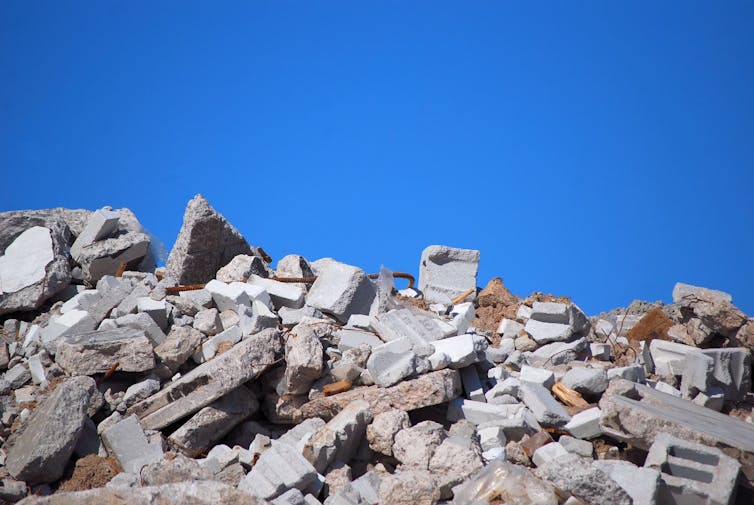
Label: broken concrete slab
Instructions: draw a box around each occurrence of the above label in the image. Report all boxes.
[644,432,740,505]
[418,245,479,304]
[366,337,421,387]
[55,327,155,375]
[524,319,574,345]
[284,320,325,395]
[447,398,525,425]
[371,308,445,344]
[336,328,383,352]
[535,453,631,505]
[294,369,461,423]
[378,468,440,505]
[302,400,372,473]
[306,261,376,324]
[169,386,259,452]
[5,376,96,484]
[680,347,751,402]
[428,333,487,370]
[247,274,305,310]
[128,328,282,430]
[40,309,98,351]
[0,213,71,314]
[136,296,168,331]
[101,414,163,474]
[599,378,754,481]
[238,441,318,500]
[115,312,167,346]
[392,420,446,469]
[673,282,733,304]
[429,435,484,498]
[166,195,256,285]
[520,383,571,427]
[592,460,659,505]
[154,325,202,373]
[16,481,260,505]
[76,228,151,285]
[366,409,410,457]
[565,407,602,440]
[646,339,697,376]
[69,208,120,260]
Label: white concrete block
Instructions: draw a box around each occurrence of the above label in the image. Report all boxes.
[70,208,120,260]
[205,280,251,312]
[460,365,485,402]
[564,407,602,439]
[496,318,524,338]
[136,297,168,331]
[418,245,479,304]
[532,442,569,467]
[530,302,570,325]
[648,340,697,376]
[525,319,573,344]
[247,275,305,310]
[446,398,523,425]
[520,365,555,389]
[429,334,486,369]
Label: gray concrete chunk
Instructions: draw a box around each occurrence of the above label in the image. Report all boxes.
[418,245,479,304]
[5,376,96,484]
[303,400,372,473]
[55,327,155,375]
[70,208,120,260]
[169,386,258,452]
[166,194,255,285]
[101,414,163,474]
[306,261,376,324]
[239,441,318,500]
[520,382,571,427]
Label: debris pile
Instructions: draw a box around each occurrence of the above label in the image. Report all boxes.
[1,194,753,504]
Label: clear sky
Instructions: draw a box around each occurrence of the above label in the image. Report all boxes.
[2,2,753,316]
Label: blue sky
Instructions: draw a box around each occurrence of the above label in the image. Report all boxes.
[2,2,753,316]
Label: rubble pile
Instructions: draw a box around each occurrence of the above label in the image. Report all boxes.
[1,195,753,504]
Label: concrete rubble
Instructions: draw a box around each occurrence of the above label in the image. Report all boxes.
[0,197,752,504]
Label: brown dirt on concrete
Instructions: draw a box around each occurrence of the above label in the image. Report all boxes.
[58,455,121,492]
[472,278,521,345]
[626,308,672,343]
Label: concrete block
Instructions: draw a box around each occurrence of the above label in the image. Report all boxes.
[205,279,251,312]
[27,354,47,387]
[429,333,487,369]
[607,364,646,383]
[673,282,733,304]
[279,305,324,326]
[593,460,660,505]
[532,442,569,467]
[460,365,485,402]
[653,380,682,397]
[336,328,383,352]
[238,300,279,336]
[529,337,587,366]
[496,318,524,338]
[524,319,573,344]
[477,425,506,451]
[115,312,167,346]
[589,342,612,360]
[644,432,740,505]
[366,338,419,387]
[648,340,697,376]
[521,383,571,427]
[179,288,213,308]
[351,470,381,505]
[69,208,120,259]
[371,308,445,343]
[123,377,161,407]
[193,307,223,335]
[485,377,521,402]
[239,440,318,500]
[197,326,242,362]
[516,304,533,322]
[449,302,475,334]
[530,302,570,324]
[681,348,751,402]
[565,406,602,439]
[559,435,593,458]
[418,245,479,304]
[248,274,305,309]
[306,261,376,324]
[101,414,163,474]
[561,367,608,396]
[520,365,555,389]
[60,289,101,314]
[447,398,524,425]
[111,282,151,318]
[55,327,155,375]
[40,309,97,350]
[136,297,168,331]
[3,362,30,389]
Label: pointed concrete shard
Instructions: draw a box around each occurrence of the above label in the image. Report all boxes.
[166,195,256,285]
[0,211,72,314]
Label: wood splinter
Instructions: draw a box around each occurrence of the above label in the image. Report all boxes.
[551,382,590,409]
[323,379,352,396]
[451,287,476,305]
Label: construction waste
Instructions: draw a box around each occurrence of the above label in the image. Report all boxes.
[0,194,753,505]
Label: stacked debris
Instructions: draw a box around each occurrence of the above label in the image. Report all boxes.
[0,194,753,505]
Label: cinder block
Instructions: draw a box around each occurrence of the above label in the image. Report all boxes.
[644,432,740,505]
